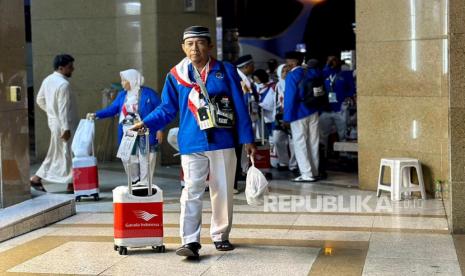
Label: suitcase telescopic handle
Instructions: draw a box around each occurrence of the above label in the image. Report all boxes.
[127,127,152,196]
[261,106,265,145]
[145,128,152,196]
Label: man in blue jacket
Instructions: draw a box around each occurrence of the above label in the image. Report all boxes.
[283,51,320,182]
[132,26,256,258]
[320,55,356,154]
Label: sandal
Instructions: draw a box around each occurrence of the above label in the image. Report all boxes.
[30,180,46,192]
[214,240,235,251]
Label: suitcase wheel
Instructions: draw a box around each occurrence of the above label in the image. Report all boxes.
[75,196,81,202]
[93,194,100,201]
[118,246,128,255]
[152,245,166,253]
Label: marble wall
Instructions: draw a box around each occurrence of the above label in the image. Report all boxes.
[0,0,31,207]
[357,0,449,195]
[31,0,217,164]
[448,0,465,233]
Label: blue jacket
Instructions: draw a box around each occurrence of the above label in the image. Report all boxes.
[283,66,318,123]
[324,69,355,112]
[95,86,162,146]
[142,59,254,155]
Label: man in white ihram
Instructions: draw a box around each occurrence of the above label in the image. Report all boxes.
[30,54,78,193]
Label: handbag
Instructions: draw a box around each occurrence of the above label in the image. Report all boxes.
[193,66,235,128]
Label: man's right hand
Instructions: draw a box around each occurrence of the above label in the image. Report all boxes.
[86,113,96,120]
[130,122,145,131]
[61,130,71,142]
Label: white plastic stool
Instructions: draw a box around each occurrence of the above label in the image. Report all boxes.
[377,158,426,201]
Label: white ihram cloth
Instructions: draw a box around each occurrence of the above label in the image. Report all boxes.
[35,72,78,183]
[180,149,236,244]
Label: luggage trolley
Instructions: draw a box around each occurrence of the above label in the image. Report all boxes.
[113,128,165,255]
[72,138,99,201]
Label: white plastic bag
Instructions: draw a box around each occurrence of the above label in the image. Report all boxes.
[245,158,269,206]
[71,119,95,157]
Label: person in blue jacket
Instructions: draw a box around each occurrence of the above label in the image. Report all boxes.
[131,26,256,258]
[87,69,163,186]
[283,51,320,182]
[320,55,356,154]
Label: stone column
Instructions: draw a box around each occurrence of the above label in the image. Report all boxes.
[449,0,465,233]
[357,1,449,194]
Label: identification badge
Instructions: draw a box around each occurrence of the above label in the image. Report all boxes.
[116,130,138,162]
[328,92,338,103]
[313,86,325,97]
[197,106,214,130]
[211,95,234,128]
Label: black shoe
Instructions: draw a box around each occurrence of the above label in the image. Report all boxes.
[276,164,289,171]
[176,242,201,258]
[290,168,300,176]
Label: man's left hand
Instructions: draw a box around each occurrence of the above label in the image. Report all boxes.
[244,143,257,160]
[156,131,164,144]
[61,130,71,142]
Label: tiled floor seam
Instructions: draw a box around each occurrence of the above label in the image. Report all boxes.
[364,256,460,262]
[72,211,447,218]
[199,253,227,276]
[96,256,129,276]
[288,213,302,235]
[49,223,450,234]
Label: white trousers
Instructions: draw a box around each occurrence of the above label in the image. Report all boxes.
[122,148,157,185]
[290,113,320,178]
[180,148,236,244]
[319,111,347,150]
[272,129,297,169]
[36,120,73,184]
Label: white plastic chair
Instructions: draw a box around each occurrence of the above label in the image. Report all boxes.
[377,158,426,201]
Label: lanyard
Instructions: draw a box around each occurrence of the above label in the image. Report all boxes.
[193,65,212,106]
[329,73,337,92]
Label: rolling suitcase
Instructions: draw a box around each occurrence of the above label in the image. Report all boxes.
[72,140,99,201]
[113,128,165,255]
[254,108,272,179]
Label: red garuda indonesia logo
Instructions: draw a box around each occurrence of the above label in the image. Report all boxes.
[134,210,157,221]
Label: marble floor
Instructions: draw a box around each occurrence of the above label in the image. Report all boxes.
[0,162,463,275]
